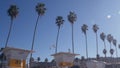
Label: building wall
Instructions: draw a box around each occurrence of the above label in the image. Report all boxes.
[8,59,26,68]
[30,57,120,68]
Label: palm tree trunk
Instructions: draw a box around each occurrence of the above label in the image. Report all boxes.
[71,24,74,53]
[115,46,118,68]
[109,43,114,68]
[85,34,88,59]
[5,19,13,48]
[96,32,98,57]
[110,43,112,57]
[104,41,106,58]
[30,15,40,68]
[30,15,40,57]
[55,26,60,53]
[115,46,118,58]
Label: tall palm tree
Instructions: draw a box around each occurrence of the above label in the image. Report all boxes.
[30,3,46,67]
[81,24,88,59]
[107,34,114,57]
[5,5,19,47]
[68,11,77,53]
[112,38,118,68]
[55,16,64,53]
[112,39,117,58]
[30,2,46,58]
[92,24,99,59]
[100,32,107,58]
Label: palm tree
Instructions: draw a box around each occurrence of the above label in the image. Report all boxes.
[92,24,99,59]
[30,2,46,58]
[112,38,118,68]
[81,24,88,59]
[74,57,79,63]
[51,59,55,63]
[118,44,120,57]
[100,32,107,58]
[68,11,77,53]
[45,58,48,68]
[55,16,64,53]
[30,3,46,68]
[45,58,48,62]
[81,56,85,61]
[118,44,120,51]
[5,5,19,48]
[112,39,118,57]
[107,34,114,57]
[37,57,40,62]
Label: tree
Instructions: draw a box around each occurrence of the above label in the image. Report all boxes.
[68,11,77,53]
[55,16,64,53]
[81,24,88,59]
[112,38,118,68]
[5,5,19,47]
[100,32,107,58]
[81,56,85,61]
[112,39,117,57]
[74,57,79,62]
[37,57,40,62]
[30,2,46,59]
[118,44,120,56]
[30,3,46,68]
[45,58,48,62]
[92,24,99,59]
[51,59,55,63]
[107,34,114,57]
[118,44,120,49]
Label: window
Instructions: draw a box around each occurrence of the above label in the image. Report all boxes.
[15,60,21,64]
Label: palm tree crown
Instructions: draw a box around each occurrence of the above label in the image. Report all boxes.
[55,16,64,53]
[36,3,46,15]
[81,24,88,35]
[56,16,64,28]
[93,24,99,33]
[100,32,106,41]
[107,34,113,44]
[68,11,77,24]
[8,5,19,20]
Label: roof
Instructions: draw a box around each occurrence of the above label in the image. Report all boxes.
[51,52,80,56]
[2,47,34,59]
[2,46,34,53]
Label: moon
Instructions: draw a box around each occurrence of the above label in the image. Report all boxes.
[107,15,111,19]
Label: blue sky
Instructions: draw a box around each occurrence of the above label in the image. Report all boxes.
[1,0,120,62]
